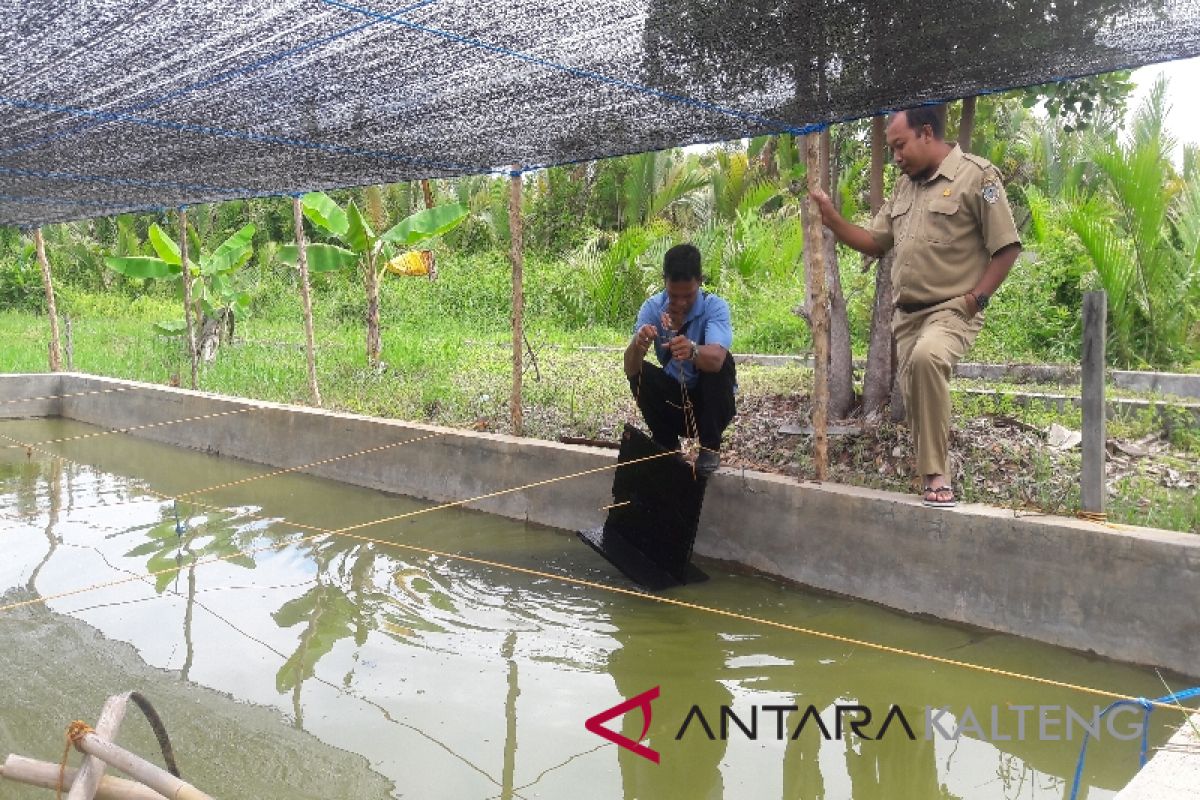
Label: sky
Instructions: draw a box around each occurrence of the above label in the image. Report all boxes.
[1127,54,1200,159]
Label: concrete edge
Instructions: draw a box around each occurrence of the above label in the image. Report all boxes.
[2,371,1198,679]
[1114,712,1200,798]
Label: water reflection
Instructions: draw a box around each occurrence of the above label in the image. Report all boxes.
[0,419,1189,799]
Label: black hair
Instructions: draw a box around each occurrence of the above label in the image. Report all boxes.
[662,243,702,282]
[897,105,946,140]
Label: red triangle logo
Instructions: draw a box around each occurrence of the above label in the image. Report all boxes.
[584,686,661,764]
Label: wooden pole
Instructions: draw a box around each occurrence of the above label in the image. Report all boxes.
[74,734,212,800]
[1081,291,1107,514]
[509,167,524,437]
[178,209,198,390]
[1,755,167,800]
[64,314,74,371]
[292,197,322,407]
[805,133,830,481]
[68,692,130,800]
[33,228,62,372]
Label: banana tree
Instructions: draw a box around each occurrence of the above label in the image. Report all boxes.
[279,191,468,367]
[104,222,256,363]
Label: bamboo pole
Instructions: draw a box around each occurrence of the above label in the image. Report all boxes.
[178,209,198,390]
[292,197,322,407]
[33,228,63,372]
[1,755,167,800]
[68,692,130,800]
[508,167,524,437]
[805,133,829,481]
[73,735,212,800]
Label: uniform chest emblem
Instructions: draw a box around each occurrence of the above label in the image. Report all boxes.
[982,184,1001,204]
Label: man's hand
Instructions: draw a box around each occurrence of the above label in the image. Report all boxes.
[624,323,659,378]
[806,189,884,257]
[809,188,835,224]
[667,334,693,362]
[634,324,657,352]
[963,292,979,318]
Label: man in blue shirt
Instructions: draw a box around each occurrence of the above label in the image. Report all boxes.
[623,244,736,476]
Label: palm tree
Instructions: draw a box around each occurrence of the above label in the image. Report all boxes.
[1065,77,1198,367]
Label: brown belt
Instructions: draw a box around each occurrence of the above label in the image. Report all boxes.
[895,298,952,314]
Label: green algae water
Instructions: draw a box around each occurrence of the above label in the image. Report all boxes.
[0,418,1189,799]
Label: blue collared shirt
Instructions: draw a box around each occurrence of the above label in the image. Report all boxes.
[634,288,733,388]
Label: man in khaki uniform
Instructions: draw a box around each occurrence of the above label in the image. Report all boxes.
[811,106,1022,507]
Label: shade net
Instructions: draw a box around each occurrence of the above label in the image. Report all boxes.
[2,0,1200,227]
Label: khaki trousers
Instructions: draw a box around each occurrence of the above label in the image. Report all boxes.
[893,296,983,478]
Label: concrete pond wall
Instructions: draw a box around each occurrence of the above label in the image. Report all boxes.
[2,372,1198,679]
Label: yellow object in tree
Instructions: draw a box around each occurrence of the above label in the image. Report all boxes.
[384,249,437,280]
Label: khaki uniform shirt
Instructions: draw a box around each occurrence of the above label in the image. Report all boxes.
[869,145,1021,306]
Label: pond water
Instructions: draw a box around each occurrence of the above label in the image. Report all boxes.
[0,418,1187,799]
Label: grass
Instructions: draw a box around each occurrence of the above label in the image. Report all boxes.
[2,282,1197,534]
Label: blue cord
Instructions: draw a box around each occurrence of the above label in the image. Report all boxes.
[0,0,438,160]
[1069,686,1200,799]
[0,93,465,173]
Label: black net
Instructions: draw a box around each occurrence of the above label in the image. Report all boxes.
[2,0,1200,227]
[577,425,709,591]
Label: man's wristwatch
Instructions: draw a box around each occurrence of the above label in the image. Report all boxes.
[974,292,990,311]
[689,340,699,362]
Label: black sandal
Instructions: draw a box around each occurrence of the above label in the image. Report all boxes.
[922,485,958,508]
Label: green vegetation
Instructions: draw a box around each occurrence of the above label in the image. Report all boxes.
[1,75,1197,532]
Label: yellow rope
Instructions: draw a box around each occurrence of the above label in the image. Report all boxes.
[0,385,135,407]
[2,406,258,450]
[0,415,1185,714]
[175,430,445,499]
[0,438,675,614]
[56,720,93,800]
[123,488,1193,711]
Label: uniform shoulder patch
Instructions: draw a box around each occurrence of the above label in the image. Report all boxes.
[982,183,1001,204]
[961,152,995,172]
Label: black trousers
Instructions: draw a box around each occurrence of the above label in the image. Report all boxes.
[628,357,737,451]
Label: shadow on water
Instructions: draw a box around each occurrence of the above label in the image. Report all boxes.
[0,418,1193,799]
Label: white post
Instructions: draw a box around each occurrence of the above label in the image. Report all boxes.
[73,735,213,800]
[508,167,524,437]
[67,692,130,800]
[33,228,63,372]
[1,754,167,800]
[292,196,322,407]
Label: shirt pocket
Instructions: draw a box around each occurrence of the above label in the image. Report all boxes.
[923,197,961,244]
[890,195,914,242]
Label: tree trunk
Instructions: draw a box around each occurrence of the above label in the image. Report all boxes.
[293,196,322,406]
[869,116,885,212]
[818,130,854,419]
[33,228,62,372]
[509,168,524,436]
[196,310,226,363]
[804,133,829,481]
[958,96,977,154]
[862,116,897,419]
[825,238,854,419]
[862,253,895,418]
[178,210,198,389]
[365,252,381,368]
[422,179,435,210]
